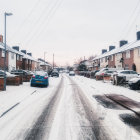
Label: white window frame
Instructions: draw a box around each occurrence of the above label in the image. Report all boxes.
[17,55,19,61]
[11,52,14,59]
[138,47,140,56]
[20,56,22,61]
[117,53,121,61]
[110,55,113,61]
[2,50,5,57]
[126,50,130,58]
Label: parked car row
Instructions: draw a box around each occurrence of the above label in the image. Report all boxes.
[78,68,140,90]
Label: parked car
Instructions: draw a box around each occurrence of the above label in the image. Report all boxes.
[51,71,59,77]
[95,68,118,80]
[113,70,138,81]
[30,71,49,87]
[69,71,75,76]
[0,70,16,77]
[128,77,140,90]
[11,70,31,76]
[90,70,99,78]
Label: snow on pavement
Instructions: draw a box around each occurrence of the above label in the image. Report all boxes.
[0,76,61,140]
[71,75,140,140]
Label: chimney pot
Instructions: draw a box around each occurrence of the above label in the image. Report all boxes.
[109,46,115,51]
[120,40,128,47]
[21,50,27,54]
[12,46,19,51]
[102,49,107,54]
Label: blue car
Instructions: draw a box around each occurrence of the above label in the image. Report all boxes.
[30,71,49,87]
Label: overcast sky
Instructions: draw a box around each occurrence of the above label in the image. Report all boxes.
[0,0,140,66]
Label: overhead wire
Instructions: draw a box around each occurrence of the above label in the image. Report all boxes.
[24,0,64,47]
[21,0,55,44]
[10,0,45,41]
[119,0,140,40]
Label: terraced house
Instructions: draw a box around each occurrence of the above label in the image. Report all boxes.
[92,31,140,73]
[0,35,38,71]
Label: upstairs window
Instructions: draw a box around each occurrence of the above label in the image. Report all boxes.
[2,50,5,57]
[20,56,22,61]
[105,57,107,62]
[110,55,113,61]
[126,50,130,58]
[17,55,19,60]
[11,53,14,59]
[138,47,140,56]
[117,53,121,60]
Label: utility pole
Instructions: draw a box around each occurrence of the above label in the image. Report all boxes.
[53,53,54,69]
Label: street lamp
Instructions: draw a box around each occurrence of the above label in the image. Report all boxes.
[4,12,13,91]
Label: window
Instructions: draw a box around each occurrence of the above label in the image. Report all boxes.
[138,47,140,56]
[126,50,130,58]
[11,53,14,59]
[20,56,22,61]
[105,57,108,62]
[17,55,19,60]
[117,53,121,60]
[2,50,5,57]
[121,71,130,74]
[125,64,129,70]
[130,71,137,74]
[110,55,113,61]
[100,58,103,63]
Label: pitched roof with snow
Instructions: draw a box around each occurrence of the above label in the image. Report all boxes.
[0,42,38,62]
[0,42,23,56]
[93,40,140,61]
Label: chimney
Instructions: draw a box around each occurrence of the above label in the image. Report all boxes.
[12,46,19,51]
[27,53,32,56]
[137,31,140,40]
[120,40,128,47]
[21,50,26,54]
[0,35,3,43]
[109,46,115,51]
[102,49,107,54]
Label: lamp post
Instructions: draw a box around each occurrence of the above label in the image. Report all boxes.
[4,12,13,91]
[44,52,47,71]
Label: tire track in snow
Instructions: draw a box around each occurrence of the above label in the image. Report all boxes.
[24,76,64,140]
[68,76,112,140]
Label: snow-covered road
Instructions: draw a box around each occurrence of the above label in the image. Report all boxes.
[0,74,140,140]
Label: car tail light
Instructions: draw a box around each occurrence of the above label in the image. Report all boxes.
[44,76,48,79]
[101,73,104,76]
[32,75,35,78]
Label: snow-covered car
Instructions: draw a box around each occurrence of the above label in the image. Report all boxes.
[0,70,16,77]
[69,71,75,76]
[95,68,118,79]
[128,77,140,90]
[112,70,138,82]
[11,70,32,76]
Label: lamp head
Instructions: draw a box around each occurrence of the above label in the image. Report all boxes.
[5,12,13,16]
